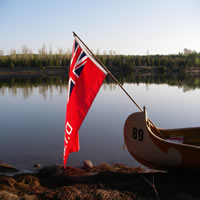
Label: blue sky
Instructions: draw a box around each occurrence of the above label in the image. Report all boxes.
[0,0,200,55]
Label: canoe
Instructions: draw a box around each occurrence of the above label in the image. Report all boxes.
[124,109,200,171]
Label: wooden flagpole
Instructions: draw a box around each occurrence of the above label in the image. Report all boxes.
[73,31,142,112]
[73,32,165,139]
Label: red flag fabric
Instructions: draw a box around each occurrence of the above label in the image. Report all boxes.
[63,36,107,167]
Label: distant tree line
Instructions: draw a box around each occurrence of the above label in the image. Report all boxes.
[0,46,71,71]
[1,73,200,92]
[0,47,199,72]
[97,48,200,73]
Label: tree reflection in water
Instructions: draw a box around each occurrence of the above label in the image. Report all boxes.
[0,72,200,99]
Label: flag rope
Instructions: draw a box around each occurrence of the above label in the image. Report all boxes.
[73,32,165,139]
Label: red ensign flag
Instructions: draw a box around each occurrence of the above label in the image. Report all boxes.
[63,35,107,167]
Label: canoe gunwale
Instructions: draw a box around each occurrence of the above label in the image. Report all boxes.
[145,111,200,149]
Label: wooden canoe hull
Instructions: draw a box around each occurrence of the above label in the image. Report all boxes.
[124,111,200,171]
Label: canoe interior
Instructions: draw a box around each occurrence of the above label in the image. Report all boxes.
[148,122,200,147]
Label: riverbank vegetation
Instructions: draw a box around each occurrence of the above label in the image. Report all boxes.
[0,47,200,73]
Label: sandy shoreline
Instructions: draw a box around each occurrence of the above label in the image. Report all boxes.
[1,163,200,200]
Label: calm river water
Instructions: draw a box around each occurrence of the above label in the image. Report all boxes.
[0,75,200,170]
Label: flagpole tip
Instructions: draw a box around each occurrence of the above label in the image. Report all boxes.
[73,31,76,37]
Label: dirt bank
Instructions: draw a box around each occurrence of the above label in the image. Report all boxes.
[0,163,200,200]
[0,67,67,76]
[1,66,200,77]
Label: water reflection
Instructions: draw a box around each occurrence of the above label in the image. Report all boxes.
[0,76,67,100]
[0,74,200,170]
[1,73,200,98]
